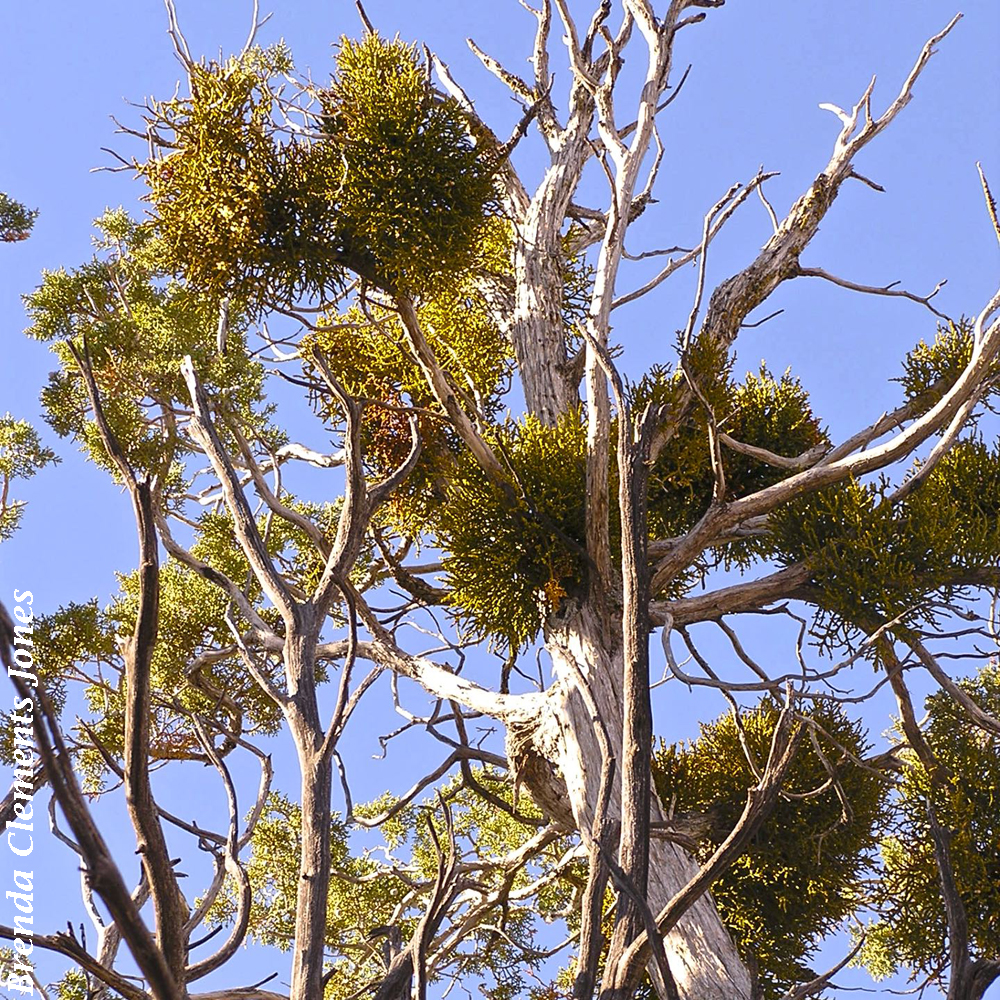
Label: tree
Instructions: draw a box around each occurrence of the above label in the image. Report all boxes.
[2,3,1000,1000]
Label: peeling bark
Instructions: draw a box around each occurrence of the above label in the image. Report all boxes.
[508,604,753,1000]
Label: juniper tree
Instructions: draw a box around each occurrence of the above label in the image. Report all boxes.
[3,4,1000,1000]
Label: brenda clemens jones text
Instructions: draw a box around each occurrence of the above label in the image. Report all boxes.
[6,589,37,996]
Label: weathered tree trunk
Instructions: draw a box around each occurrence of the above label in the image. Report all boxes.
[285,631,334,1000]
[508,134,593,428]
[508,602,753,1000]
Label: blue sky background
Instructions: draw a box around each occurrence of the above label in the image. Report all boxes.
[1,1,999,997]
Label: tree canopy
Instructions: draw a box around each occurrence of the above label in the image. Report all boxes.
[1,4,999,1000]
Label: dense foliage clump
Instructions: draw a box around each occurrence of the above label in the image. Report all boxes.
[634,356,827,547]
[320,34,498,295]
[858,664,1000,981]
[653,700,886,999]
[433,357,828,649]
[0,192,37,242]
[897,318,1000,410]
[143,34,497,306]
[439,411,589,650]
[768,439,1000,656]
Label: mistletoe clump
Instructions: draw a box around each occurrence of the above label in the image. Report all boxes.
[897,317,1000,411]
[653,700,886,999]
[321,33,498,295]
[768,439,1000,656]
[143,34,498,307]
[858,664,1000,982]
[438,411,588,650]
[630,349,827,546]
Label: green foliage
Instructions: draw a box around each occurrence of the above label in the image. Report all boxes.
[142,45,345,306]
[632,353,827,556]
[0,601,97,773]
[438,410,588,649]
[23,210,267,483]
[322,33,498,295]
[99,560,284,739]
[769,440,1000,655]
[859,663,1000,982]
[54,970,91,1000]
[0,414,58,543]
[304,224,512,448]
[392,354,827,648]
[211,772,560,1000]
[898,318,1000,411]
[143,35,497,305]
[0,193,37,242]
[653,700,886,1000]
[362,769,565,999]
[208,792,407,962]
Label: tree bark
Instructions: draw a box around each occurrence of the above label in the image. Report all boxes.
[508,603,753,1000]
[284,632,334,1000]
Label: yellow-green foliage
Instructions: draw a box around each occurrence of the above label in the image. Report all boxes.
[303,239,512,471]
[54,970,89,1000]
[858,664,1000,982]
[322,34,498,294]
[20,568,280,792]
[412,356,826,648]
[142,45,326,305]
[302,235,514,538]
[0,192,37,242]
[17,496,357,789]
[208,772,562,1000]
[769,440,1000,655]
[206,791,408,1000]
[23,210,266,483]
[898,318,1000,410]
[438,411,588,650]
[0,414,58,543]
[652,700,886,1000]
[631,354,827,551]
[143,35,496,306]
[356,770,566,1000]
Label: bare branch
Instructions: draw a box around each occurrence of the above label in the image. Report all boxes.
[615,687,802,983]
[182,356,297,623]
[796,265,950,322]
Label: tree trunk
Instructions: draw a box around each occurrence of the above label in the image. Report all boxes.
[507,602,752,1000]
[285,629,334,1000]
[287,741,333,1000]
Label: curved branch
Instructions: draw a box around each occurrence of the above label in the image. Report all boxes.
[0,925,149,1000]
[181,357,297,624]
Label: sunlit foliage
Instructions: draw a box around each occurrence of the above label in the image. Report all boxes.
[143,35,497,307]
[769,439,1000,657]
[0,414,58,543]
[206,772,565,1000]
[653,700,886,1000]
[858,663,1000,982]
[23,209,267,483]
[0,192,36,242]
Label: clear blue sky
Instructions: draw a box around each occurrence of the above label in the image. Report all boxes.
[1,2,998,997]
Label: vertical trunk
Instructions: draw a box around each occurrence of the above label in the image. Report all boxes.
[509,132,594,428]
[124,481,189,988]
[511,195,575,427]
[600,428,656,997]
[509,603,752,1000]
[285,630,334,1000]
[289,746,333,1000]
